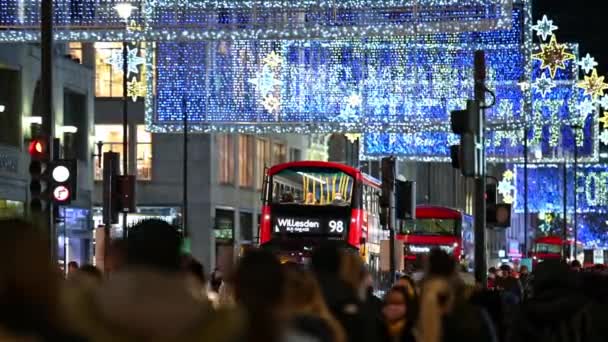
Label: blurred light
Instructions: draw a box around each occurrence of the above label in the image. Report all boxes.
[24,116,42,125]
[114,3,135,21]
[0,104,5,112]
[61,125,78,134]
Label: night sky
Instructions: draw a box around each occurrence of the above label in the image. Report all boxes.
[533,0,606,75]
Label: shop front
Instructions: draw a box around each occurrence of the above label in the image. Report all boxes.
[57,206,92,271]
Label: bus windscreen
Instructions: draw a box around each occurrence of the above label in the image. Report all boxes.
[535,243,562,254]
[401,218,458,236]
[270,167,354,206]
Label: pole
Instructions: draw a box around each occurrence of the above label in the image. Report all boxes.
[523,126,529,254]
[122,41,129,239]
[41,0,55,260]
[182,97,188,237]
[573,128,579,258]
[562,163,568,259]
[473,51,487,286]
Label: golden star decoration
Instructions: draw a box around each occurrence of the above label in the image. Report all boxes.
[577,69,608,100]
[599,112,608,129]
[532,35,575,79]
[127,77,146,102]
[503,194,514,205]
[502,170,514,181]
[344,133,361,143]
[263,51,282,69]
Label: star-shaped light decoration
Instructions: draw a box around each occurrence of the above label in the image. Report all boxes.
[127,20,143,32]
[344,133,361,143]
[502,169,514,182]
[262,51,282,69]
[127,77,146,102]
[105,47,145,76]
[532,15,558,41]
[599,112,608,129]
[599,130,608,145]
[533,72,556,97]
[503,194,514,205]
[577,69,608,100]
[346,93,363,107]
[497,179,515,197]
[599,95,608,109]
[261,94,281,113]
[576,98,596,117]
[578,53,598,74]
[248,65,282,97]
[532,35,575,79]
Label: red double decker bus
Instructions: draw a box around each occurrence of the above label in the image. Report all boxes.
[530,236,583,265]
[397,205,474,270]
[259,161,385,266]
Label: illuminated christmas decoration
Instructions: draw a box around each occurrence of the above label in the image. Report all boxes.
[533,72,556,98]
[532,35,575,79]
[344,134,361,143]
[498,179,515,197]
[503,170,515,181]
[263,51,282,69]
[497,100,514,118]
[347,94,363,108]
[599,95,608,109]
[599,130,608,146]
[262,95,281,114]
[599,112,608,129]
[576,98,595,117]
[578,53,598,74]
[532,15,558,41]
[127,77,146,102]
[577,69,608,100]
[105,46,145,76]
[0,0,514,42]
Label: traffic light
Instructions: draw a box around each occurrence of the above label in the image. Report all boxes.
[28,138,50,212]
[380,157,395,228]
[487,203,512,228]
[103,152,120,225]
[450,100,482,177]
[396,180,416,220]
[485,183,497,205]
[49,159,77,204]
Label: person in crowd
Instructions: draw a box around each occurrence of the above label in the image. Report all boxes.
[284,264,346,342]
[381,286,418,342]
[570,259,582,272]
[508,259,608,342]
[183,257,210,304]
[487,267,497,289]
[67,261,80,278]
[78,264,103,283]
[417,249,497,342]
[65,219,241,341]
[210,267,223,293]
[518,265,531,300]
[311,241,369,342]
[234,249,286,342]
[495,264,522,304]
[396,275,417,298]
[0,219,83,341]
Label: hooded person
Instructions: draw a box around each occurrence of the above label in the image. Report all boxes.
[64,219,242,341]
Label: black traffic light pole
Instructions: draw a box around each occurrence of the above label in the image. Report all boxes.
[41,0,55,261]
[473,51,487,286]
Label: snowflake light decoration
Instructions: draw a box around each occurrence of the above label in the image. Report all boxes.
[127,77,146,102]
[347,93,363,107]
[105,47,145,76]
[599,130,608,145]
[497,179,515,197]
[263,51,282,69]
[532,15,558,41]
[576,98,595,117]
[578,53,598,75]
[261,95,281,113]
[533,72,556,97]
[532,35,575,79]
[599,112,608,129]
[599,95,608,110]
[496,100,514,118]
[502,170,514,182]
[248,65,282,97]
[577,69,608,100]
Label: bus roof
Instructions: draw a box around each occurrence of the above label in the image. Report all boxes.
[416,205,462,220]
[267,161,380,187]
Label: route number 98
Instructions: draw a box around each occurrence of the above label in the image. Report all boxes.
[329,220,344,233]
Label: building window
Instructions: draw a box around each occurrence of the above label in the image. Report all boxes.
[136,125,152,181]
[217,134,235,184]
[238,135,254,188]
[94,125,127,180]
[256,138,271,190]
[68,42,83,64]
[94,42,146,98]
[289,148,302,162]
[273,142,287,164]
[240,212,253,242]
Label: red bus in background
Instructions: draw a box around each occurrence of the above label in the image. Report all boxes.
[259,161,385,269]
[530,236,583,265]
[397,205,474,271]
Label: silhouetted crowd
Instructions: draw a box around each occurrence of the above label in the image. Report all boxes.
[2,217,608,342]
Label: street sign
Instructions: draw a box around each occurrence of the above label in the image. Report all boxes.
[52,185,70,202]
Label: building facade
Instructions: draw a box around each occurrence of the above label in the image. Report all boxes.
[0,43,95,267]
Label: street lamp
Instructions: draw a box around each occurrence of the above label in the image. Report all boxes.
[115,2,135,239]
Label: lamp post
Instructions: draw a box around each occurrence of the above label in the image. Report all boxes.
[115,3,135,238]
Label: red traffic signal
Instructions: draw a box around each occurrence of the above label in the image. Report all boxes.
[28,139,47,159]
